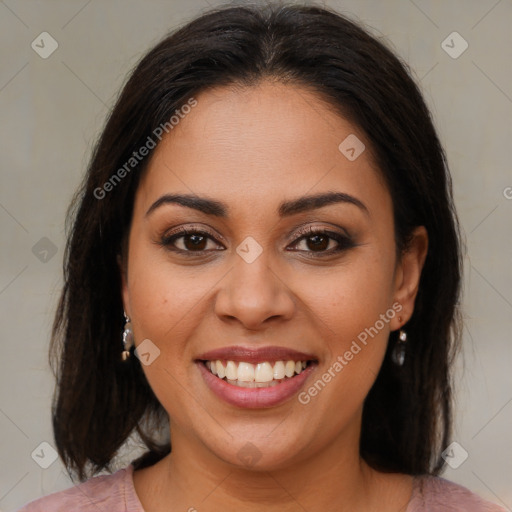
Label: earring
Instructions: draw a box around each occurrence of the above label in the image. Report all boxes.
[122,312,134,361]
[392,317,407,366]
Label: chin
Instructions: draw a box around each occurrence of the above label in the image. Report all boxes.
[204,432,310,472]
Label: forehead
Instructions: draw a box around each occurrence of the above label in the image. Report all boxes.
[137,81,390,220]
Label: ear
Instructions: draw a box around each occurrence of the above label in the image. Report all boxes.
[117,252,131,319]
[391,226,428,330]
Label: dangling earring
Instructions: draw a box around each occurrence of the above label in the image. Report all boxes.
[392,317,407,366]
[122,312,134,361]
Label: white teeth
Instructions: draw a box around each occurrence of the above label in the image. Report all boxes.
[225,360,237,381]
[216,360,225,379]
[273,361,285,380]
[205,359,311,386]
[255,362,274,383]
[285,360,295,378]
[237,362,255,382]
[226,379,280,388]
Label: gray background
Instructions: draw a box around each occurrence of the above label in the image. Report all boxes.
[0,0,511,510]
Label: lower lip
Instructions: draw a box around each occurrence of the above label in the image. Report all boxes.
[197,361,316,409]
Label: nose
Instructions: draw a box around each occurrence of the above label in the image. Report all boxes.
[213,250,296,331]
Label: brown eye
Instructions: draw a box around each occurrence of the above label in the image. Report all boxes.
[290,228,356,256]
[303,233,330,252]
[159,226,355,258]
[161,227,224,253]
[182,233,208,251]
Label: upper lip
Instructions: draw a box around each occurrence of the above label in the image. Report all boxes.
[196,346,318,364]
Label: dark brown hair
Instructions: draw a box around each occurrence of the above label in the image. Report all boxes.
[51,2,463,481]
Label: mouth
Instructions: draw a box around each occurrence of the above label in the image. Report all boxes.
[202,359,314,388]
[195,346,318,408]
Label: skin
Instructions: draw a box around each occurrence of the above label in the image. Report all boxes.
[120,80,428,512]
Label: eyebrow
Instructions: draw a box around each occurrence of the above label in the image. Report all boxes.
[145,191,370,218]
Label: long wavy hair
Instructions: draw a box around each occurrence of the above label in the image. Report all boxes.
[50,2,463,481]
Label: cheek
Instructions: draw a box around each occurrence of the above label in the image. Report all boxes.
[295,246,395,391]
[127,242,209,342]
[300,245,395,332]
[125,254,208,420]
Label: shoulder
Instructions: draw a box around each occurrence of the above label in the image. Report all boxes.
[408,475,507,512]
[15,465,143,512]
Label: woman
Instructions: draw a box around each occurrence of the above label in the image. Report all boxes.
[18,3,506,511]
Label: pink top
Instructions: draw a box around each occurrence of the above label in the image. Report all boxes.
[17,464,507,511]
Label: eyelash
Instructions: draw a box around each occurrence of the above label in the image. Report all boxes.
[159,225,355,258]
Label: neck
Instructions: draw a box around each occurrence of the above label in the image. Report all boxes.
[134,421,390,512]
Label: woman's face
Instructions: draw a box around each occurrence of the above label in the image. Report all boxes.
[121,81,427,470]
